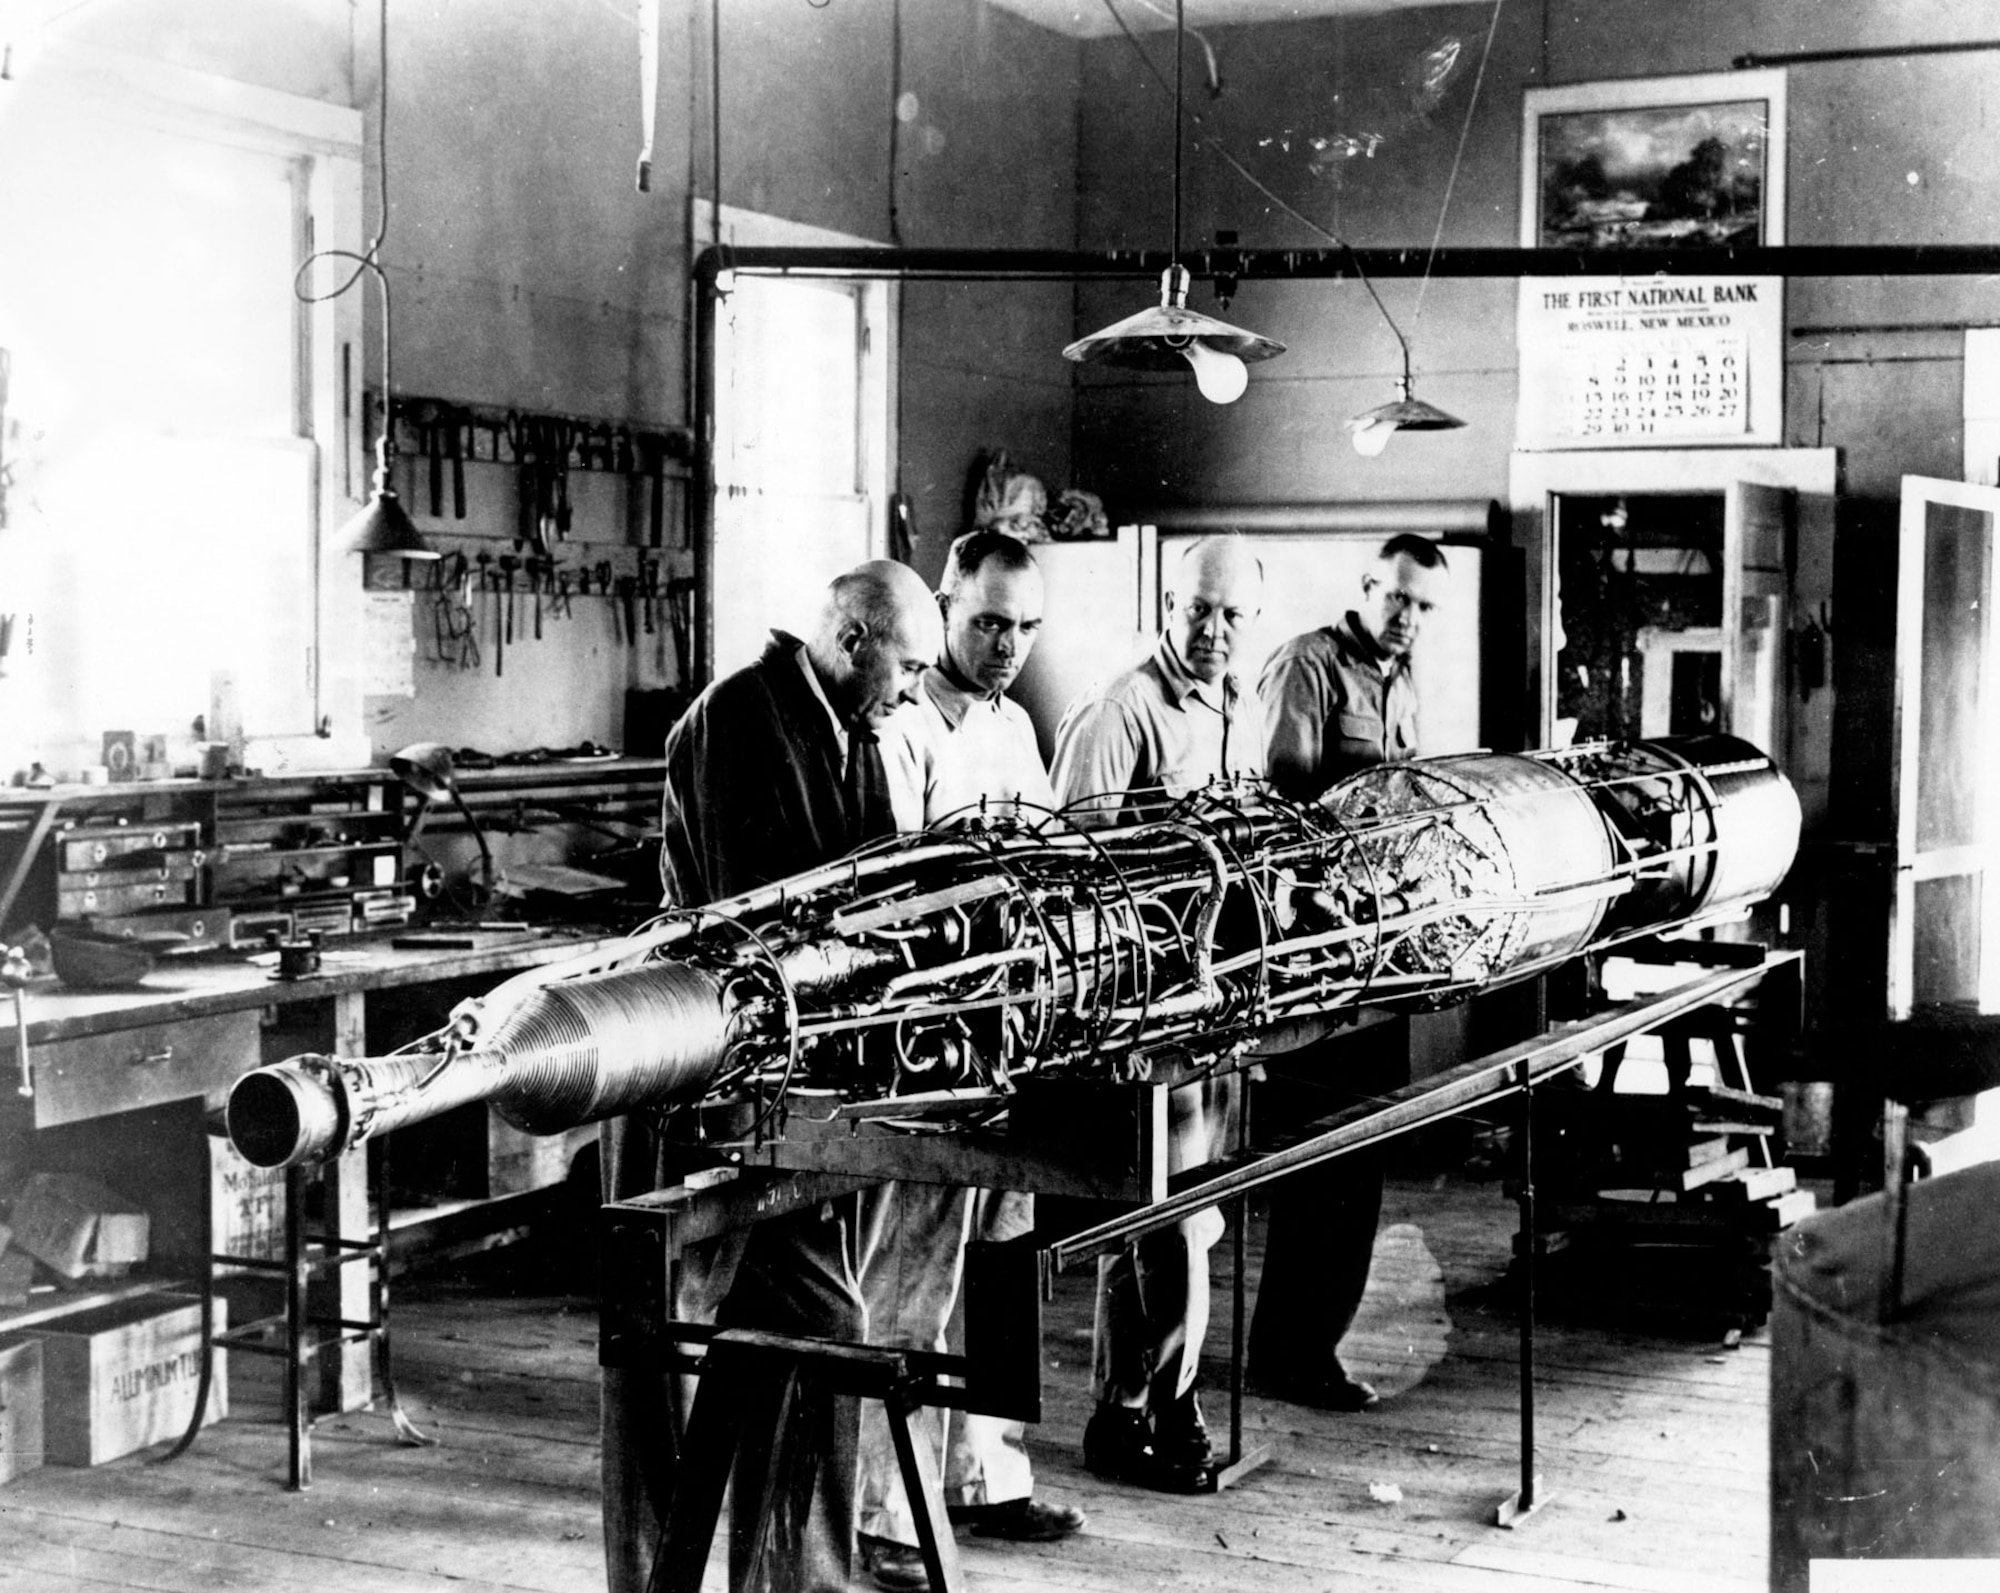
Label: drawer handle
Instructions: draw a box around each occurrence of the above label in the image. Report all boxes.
[131,1045,175,1067]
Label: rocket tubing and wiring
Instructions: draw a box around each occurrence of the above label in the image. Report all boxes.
[226,733,1800,1170]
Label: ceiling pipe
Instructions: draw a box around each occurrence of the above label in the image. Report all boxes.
[1734,40,2000,69]
[693,241,2000,285]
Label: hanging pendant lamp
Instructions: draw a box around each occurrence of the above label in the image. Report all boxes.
[336,0,435,560]
[1347,342,1465,456]
[1062,0,1282,404]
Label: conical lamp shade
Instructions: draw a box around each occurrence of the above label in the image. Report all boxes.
[1064,266,1284,373]
[338,486,436,558]
[1348,394,1465,434]
[1347,375,1464,455]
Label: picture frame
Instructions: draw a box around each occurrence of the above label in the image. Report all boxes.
[1515,71,1787,450]
[1520,69,1786,251]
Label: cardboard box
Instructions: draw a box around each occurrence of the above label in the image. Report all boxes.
[0,1335,44,1485]
[0,1251,34,1310]
[8,1175,150,1280]
[209,1136,286,1267]
[7,1173,150,1280]
[37,1294,225,1467]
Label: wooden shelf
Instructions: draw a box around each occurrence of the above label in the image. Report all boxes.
[0,1273,197,1336]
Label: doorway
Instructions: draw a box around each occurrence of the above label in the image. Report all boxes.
[1551,492,1723,746]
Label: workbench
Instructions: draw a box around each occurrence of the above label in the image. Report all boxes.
[0,926,629,1415]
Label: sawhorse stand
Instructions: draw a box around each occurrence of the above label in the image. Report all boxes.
[649,1329,962,1593]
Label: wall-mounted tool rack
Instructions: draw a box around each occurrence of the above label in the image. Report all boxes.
[363,391,693,549]
[381,539,696,683]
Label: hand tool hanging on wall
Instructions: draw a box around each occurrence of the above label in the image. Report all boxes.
[636,432,667,546]
[479,552,504,677]
[597,561,620,645]
[423,402,444,517]
[638,556,659,639]
[550,419,574,540]
[506,412,551,556]
[446,404,467,518]
[497,555,519,649]
[528,556,546,640]
[666,576,695,684]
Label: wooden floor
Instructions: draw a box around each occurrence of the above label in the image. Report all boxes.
[0,1169,1773,1592]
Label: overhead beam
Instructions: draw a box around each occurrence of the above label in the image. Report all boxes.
[695,243,2000,285]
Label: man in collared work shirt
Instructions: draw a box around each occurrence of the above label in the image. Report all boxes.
[856,531,1083,1592]
[1249,532,1449,1414]
[1049,534,1264,1493]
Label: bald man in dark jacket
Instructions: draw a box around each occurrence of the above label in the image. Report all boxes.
[602,560,938,1593]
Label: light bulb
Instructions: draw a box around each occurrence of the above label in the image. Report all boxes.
[1180,341,1248,404]
[1350,417,1396,457]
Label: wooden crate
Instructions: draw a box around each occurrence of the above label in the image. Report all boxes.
[37,1294,226,1467]
[0,1335,44,1485]
[209,1135,286,1265]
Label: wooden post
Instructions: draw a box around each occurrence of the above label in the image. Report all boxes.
[315,988,374,1414]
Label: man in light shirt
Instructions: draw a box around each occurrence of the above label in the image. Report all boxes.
[1249,532,1450,1414]
[1048,534,1265,1493]
[857,531,1083,1593]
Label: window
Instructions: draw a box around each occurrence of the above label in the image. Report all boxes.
[0,44,360,772]
[702,205,893,677]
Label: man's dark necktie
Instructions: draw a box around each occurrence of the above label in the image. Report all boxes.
[846,723,896,841]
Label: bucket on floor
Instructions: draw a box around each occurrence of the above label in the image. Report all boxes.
[1770,1158,2000,1591]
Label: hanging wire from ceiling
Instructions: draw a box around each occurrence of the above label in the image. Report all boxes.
[1097,0,1506,447]
[296,0,435,557]
[888,0,906,248]
[1062,0,1285,402]
[711,0,723,245]
[1411,0,1507,332]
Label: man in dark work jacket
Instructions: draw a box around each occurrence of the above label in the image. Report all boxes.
[602,559,940,1593]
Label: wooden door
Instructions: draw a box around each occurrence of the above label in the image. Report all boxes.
[1889,477,2000,1017]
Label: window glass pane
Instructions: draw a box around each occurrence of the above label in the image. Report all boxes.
[711,495,872,677]
[0,89,311,748]
[0,102,296,438]
[1915,501,1991,853]
[717,277,859,497]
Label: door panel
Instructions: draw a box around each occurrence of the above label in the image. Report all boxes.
[1891,476,2000,1016]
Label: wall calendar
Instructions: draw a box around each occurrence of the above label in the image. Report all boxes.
[1516,275,1781,450]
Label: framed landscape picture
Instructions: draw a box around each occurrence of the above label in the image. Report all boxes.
[1522,69,1786,252]
[1516,71,1786,450]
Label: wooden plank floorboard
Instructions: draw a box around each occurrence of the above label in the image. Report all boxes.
[0,1172,1772,1591]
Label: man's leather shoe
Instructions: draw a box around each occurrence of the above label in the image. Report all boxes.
[1257,1368,1380,1412]
[859,1534,930,1593]
[1151,1388,1215,1469]
[1082,1402,1215,1493]
[947,1495,1087,1541]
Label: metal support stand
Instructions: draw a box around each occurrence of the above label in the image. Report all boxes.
[165,1138,433,1488]
[1207,1190,1272,1491]
[1493,1055,1545,1527]
[646,1328,961,1593]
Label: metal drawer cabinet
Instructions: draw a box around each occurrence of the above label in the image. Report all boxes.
[27,1009,261,1128]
